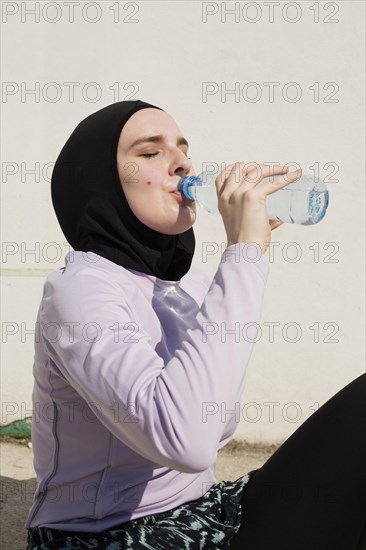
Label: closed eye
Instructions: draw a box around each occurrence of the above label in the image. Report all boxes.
[140,153,159,158]
[140,152,191,159]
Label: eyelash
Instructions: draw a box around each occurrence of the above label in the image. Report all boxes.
[140,153,191,160]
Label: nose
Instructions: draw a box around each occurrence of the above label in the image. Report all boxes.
[169,150,192,178]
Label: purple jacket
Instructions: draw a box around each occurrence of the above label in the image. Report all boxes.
[26,243,269,531]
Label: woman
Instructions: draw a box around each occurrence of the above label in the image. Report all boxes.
[26,100,365,549]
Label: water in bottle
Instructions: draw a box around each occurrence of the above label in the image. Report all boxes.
[177,166,329,225]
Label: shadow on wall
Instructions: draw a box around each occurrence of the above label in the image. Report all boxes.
[0,475,36,549]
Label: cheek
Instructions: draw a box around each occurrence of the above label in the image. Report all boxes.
[139,165,163,188]
[123,167,164,218]
[137,172,166,206]
[122,164,159,195]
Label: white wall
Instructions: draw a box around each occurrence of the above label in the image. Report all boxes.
[1,1,365,443]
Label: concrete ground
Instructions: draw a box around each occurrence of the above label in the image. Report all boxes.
[0,438,280,550]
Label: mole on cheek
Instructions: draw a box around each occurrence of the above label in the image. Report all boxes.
[146,181,151,185]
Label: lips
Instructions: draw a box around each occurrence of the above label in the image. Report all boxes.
[170,190,184,200]
[170,190,193,203]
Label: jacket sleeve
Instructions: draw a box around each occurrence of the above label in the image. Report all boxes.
[41,243,270,474]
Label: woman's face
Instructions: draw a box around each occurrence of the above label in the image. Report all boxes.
[117,108,197,235]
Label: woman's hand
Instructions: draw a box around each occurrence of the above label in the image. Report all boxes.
[215,162,302,254]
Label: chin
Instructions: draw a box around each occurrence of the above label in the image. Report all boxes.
[159,224,195,236]
[154,219,196,235]
[145,206,196,235]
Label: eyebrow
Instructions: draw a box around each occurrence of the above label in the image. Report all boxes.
[128,134,189,151]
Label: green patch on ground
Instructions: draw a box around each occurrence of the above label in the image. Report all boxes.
[0,417,32,439]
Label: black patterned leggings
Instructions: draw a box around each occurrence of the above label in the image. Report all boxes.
[27,374,365,550]
[229,372,366,550]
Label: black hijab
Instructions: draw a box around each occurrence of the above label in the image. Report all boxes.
[51,100,195,281]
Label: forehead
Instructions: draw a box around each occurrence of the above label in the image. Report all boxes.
[118,108,181,147]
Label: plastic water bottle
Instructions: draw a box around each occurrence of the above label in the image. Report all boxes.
[177,166,329,225]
